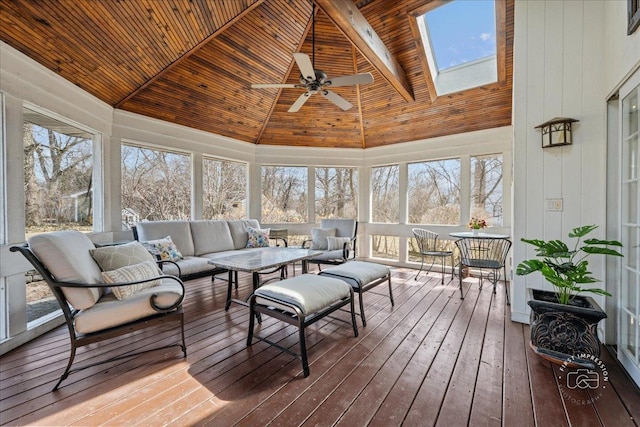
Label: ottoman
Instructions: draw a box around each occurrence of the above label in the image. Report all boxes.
[247,274,358,377]
[318,261,394,327]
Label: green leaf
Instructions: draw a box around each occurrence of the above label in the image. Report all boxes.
[520,238,546,249]
[568,225,598,238]
[516,259,544,275]
[583,238,623,247]
[581,246,624,257]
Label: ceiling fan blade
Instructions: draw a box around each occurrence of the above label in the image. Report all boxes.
[251,83,299,89]
[292,52,316,81]
[326,72,374,87]
[288,92,312,112]
[321,90,353,111]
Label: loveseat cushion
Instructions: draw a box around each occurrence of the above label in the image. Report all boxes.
[190,220,235,256]
[29,231,104,310]
[135,221,195,257]
[227,219,260,250]
[74,278,183,334]
[160,256,217,277]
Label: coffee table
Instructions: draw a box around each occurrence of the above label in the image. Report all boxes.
[208,247,321,310]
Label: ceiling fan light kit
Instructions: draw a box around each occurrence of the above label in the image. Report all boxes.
[250,3,373,112]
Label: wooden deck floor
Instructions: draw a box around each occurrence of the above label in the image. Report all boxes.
[1,266,639,426]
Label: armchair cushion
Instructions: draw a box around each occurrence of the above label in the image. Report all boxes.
[90,241,155,271]
[311,228,336,250]
[327,236,352,251]
[246,227,270,248]
[74,279,184,334]
[101,260,163,300]
[28,231,104,310]
[141,236,183,261]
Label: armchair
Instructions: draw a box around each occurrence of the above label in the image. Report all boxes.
[302,219,357,268]
[10,231,186,391]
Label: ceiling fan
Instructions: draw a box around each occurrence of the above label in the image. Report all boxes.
[251,4,374,113]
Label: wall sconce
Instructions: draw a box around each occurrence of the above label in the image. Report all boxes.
[535,117,578,148]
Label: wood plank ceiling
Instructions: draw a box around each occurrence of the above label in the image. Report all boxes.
[0,0,514,149]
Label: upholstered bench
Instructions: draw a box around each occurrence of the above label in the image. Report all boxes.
[318,261,394,327]
[247,274,358,377]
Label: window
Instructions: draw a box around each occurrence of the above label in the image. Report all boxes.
[203,157,246,220]
[371,165,399,223]
[629,0,640,35]
[23,108,94,238]
[261,166,308,223]
[23,108,96,323]
[411,0,503,98]
[315,167,358,220]
[121,144,191,225]
[471,154,503,226]
[372,235,399,261]
[408,159,460,225]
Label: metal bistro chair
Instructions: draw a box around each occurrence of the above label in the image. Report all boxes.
[454,237,512,304]
[412,228,454,284]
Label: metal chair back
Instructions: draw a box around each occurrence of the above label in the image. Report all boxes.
[411,228,454,283]
[454,237,512,302]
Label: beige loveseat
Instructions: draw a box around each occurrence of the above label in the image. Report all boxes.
[132,219,280,280]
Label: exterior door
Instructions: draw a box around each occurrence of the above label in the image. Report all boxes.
[619,72,640,386]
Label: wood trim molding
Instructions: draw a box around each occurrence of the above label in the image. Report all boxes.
[314,0,414,102]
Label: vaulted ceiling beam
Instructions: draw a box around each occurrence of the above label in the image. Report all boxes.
[314,0,414,102]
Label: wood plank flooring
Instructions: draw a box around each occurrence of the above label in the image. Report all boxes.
[1,266,639,426]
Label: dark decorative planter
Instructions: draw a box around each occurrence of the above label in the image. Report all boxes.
[528,289,607,368]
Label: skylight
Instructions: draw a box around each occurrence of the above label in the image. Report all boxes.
[415,0,499,97]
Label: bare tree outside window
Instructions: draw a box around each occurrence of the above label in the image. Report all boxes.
[408,159,460,225]
[24,116,93,238]
[315,167,358,220]
[261,166,308,223]
[203,157,246,220]
[121,145,191,227]
[471,154,503,226]
[371,165,399,223]
[371,165,399,259]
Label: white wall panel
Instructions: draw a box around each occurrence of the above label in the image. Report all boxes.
[511,0,639,334]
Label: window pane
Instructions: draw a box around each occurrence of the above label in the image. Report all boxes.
[425,0,496,72]
[408,159,460,225]
[471,154,503,226]
[24,110,94,238]
[315,167,358,220]
[371,165,399,223]
[372,235,399,261]
[203,158,246,220]
[121,145,191,226]
[261,166,308,223]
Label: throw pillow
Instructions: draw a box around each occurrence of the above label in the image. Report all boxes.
[90,241,156,272]
[102,261,163,300]
[246,227,270,248]
[311,228,336,250]
[327,236,352,251]
[141,236,183,261]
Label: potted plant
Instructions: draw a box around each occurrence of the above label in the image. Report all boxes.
[516,225,623,366]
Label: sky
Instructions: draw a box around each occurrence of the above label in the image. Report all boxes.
[425,0,496,71]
